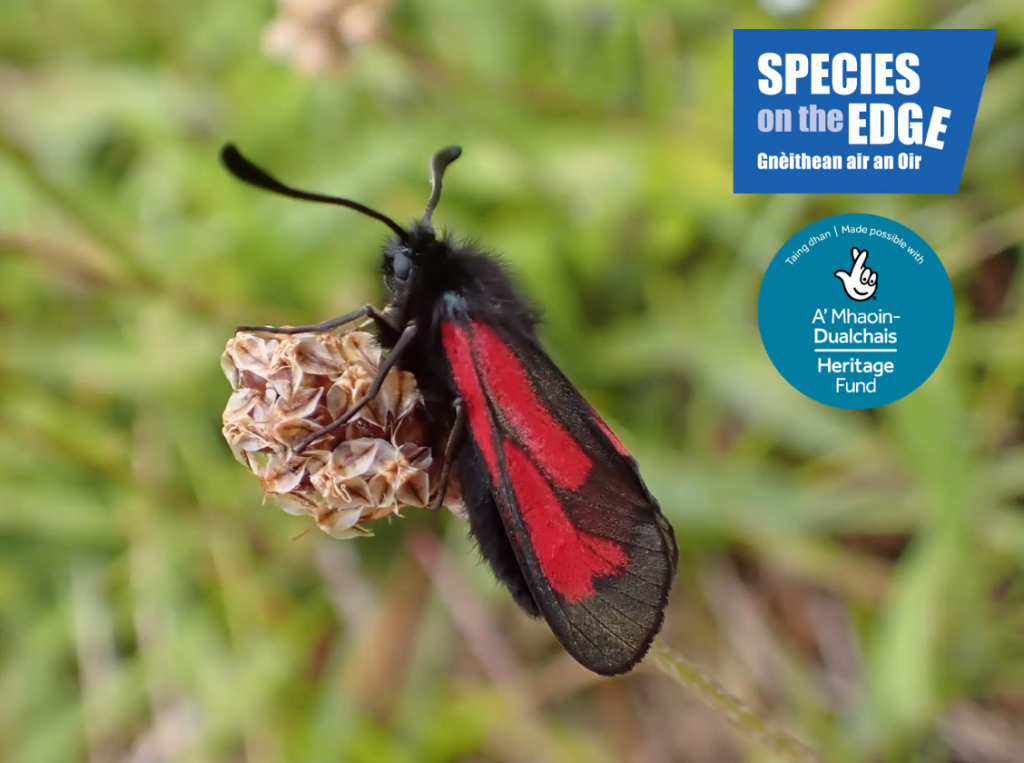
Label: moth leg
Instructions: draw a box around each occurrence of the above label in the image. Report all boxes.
[236,304,394,336]
[428,397,466,512]
[293,324,418,453]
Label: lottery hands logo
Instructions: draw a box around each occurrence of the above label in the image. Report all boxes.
[835,247,878,301]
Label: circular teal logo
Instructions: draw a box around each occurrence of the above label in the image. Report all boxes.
[758,213,953,410]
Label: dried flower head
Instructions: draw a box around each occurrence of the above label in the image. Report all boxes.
[222,330,464,538]
[262,0,390,76]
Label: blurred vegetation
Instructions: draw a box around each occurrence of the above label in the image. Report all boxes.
[2,0,1024,761]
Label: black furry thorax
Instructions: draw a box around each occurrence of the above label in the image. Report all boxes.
[382,224,539,340]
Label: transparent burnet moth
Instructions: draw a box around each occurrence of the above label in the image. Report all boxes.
[221,143,679,675]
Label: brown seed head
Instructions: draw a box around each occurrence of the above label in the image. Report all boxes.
[261,0,390,75]
[222,330,465,538]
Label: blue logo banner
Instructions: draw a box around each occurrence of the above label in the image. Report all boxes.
[733,29,995,194]
[758,214,953,409]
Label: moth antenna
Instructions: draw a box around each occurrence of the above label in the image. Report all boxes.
[422,145,462,231]
[220,143,408,241]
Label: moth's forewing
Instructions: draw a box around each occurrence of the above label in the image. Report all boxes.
[442,319,677,675]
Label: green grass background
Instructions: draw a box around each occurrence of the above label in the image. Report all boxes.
[2,0,1024,761]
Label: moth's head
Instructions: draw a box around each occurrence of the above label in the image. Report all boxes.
[380,146,462,297]
[218,143,462,299]
[381,225,433,297]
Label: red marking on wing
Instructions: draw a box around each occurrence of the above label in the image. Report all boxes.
[504,441,628,602]
[442,322,498,479]
[471,321,592,490]
[589,407,631,458]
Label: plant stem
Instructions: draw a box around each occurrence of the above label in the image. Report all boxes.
[0,121,255,323]
[0,122,159,292]
[648,639,825,763]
